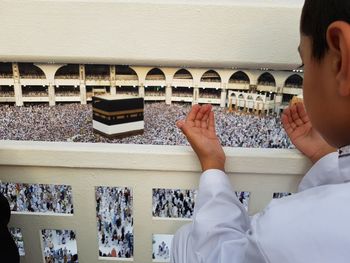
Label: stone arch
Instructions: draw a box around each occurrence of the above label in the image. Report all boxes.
[173,69,193,80]
[53,64,80,96]
[284,74,303,88]
[19,63,46,79]
[55,64,79,79]
[144,68,166,97]
[257,72,276,86]
[116,65,139,81]
[145,68,166,81]
[229,71,250,84]
[200,70,221,82]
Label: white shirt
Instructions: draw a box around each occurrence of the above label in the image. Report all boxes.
[171,146,350,263]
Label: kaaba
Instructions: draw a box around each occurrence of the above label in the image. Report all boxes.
[92,96,144,138]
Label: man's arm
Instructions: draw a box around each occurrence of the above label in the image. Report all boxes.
[173,105,266,263]
[282,102,340,191]
[186,169,252,262]
[298,152,340,191]
[171,168,265,263]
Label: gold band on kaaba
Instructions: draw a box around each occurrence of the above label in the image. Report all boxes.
[93,107,144,117]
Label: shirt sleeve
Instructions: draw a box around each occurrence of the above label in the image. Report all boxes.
[182,169,266,263]
[298,152,340,192]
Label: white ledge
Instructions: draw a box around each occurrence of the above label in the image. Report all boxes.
[0,140,310,174]
[0,0,302,69]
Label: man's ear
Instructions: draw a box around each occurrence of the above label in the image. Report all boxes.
[326,21,350,97]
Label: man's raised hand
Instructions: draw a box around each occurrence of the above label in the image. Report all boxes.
[281,102,336,163]
[176,104,225,172]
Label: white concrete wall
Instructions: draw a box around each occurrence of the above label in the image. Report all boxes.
[0,140,310,263]
[0,0,302,70]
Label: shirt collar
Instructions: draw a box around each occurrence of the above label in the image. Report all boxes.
[339,145,350,183]
[339,145,350,158]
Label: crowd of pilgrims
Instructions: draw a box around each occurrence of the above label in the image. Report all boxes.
[55,91,81,96]
[0,102,293,148]
[96,186,133,258]
[0,91,14,97]
[172,91,193,97]
[9,228,25,256]
[42,229,78,263]
[273,192,292,199]
[153,189,250,219]
[153,189,196,218]
[236,191,250,211]
[0,183,73,214]
[153,240,171,261]
[22,91,48,97]
[145,91,165,96]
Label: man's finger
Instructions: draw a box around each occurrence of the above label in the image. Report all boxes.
[208,111,216,132]
[201,105,212,128]
[196,104,209,120]
[176,120,184,129]
[285,106,297,130]
[281,113,294,134]
[283,107,294,128]
[296,102,310,124]
[186,104,201,122]
[195,104,208,127]
[291,104,304,127]
[201,111,210,129]
[196,104,210,127]
[176,120,190,137]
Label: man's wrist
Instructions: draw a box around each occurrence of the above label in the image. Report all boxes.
[201,160,225,172]
[309,146,337,164]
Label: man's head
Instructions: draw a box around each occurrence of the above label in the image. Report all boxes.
[300,0,350,61]
[299,0,350,148]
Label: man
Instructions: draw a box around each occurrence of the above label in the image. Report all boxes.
[172,0,350,262]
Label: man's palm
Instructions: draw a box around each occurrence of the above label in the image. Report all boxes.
[176,104,225,171]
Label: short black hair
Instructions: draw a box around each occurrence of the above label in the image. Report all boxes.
[301,0,350,60]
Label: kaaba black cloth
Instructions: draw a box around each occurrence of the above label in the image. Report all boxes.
[0,193,19,263]
[93,97,144,112]
[93,97,144,126]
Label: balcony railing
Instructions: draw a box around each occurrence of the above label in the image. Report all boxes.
[0,140,310,263]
